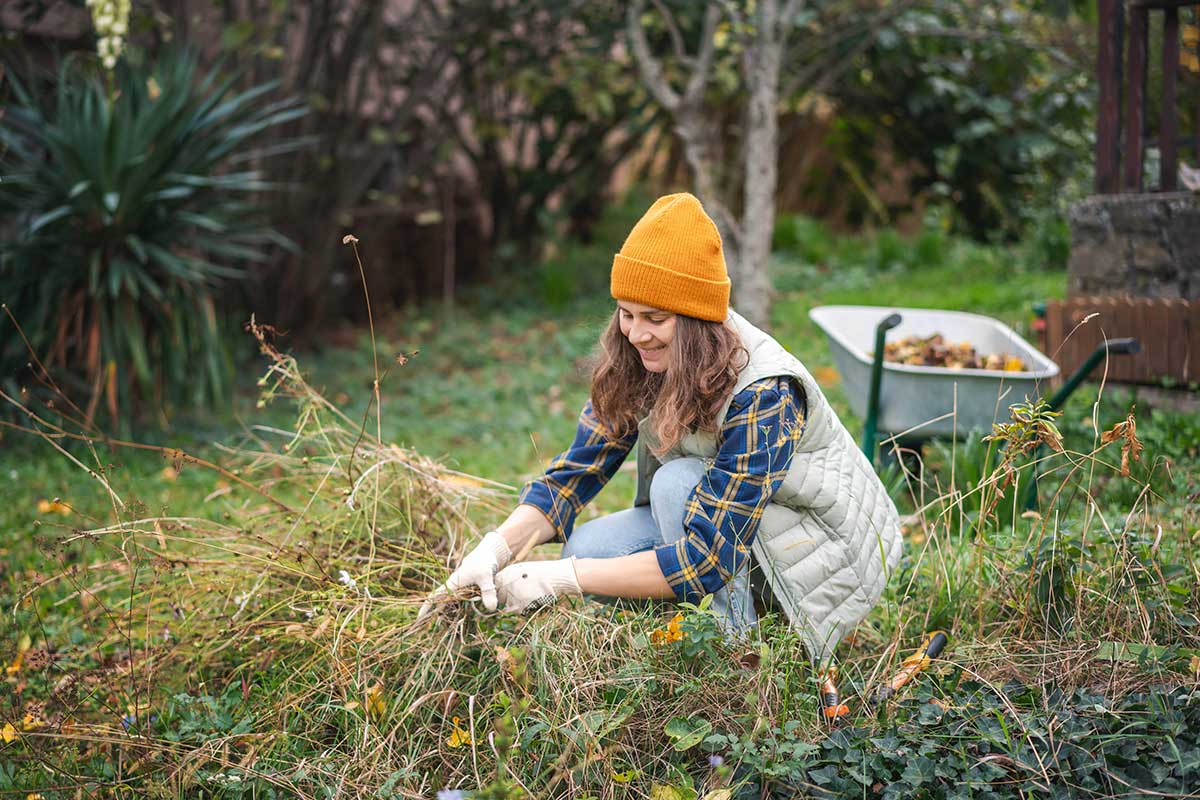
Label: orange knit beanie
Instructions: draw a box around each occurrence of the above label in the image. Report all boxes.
[610,193,730,322]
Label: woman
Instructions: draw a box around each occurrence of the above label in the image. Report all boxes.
[419,193,902,666]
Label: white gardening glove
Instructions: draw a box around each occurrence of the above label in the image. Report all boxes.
[494,557,581,614]
[417,531,512,618]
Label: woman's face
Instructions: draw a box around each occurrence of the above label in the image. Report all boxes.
[617,301,676,373]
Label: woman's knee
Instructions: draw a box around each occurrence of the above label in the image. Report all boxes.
[649,458,706,537]
[649,458,706,509]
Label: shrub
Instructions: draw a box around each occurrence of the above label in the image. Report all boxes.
[0,50,306,423]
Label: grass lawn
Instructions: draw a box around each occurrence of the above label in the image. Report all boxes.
[2,196,1197,798]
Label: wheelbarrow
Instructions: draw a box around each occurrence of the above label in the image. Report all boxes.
[809,304,1139,504]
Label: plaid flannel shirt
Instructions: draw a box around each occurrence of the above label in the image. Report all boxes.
[519,376,807,603]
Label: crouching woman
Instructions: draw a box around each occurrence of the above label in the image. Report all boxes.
[419,193,902,667]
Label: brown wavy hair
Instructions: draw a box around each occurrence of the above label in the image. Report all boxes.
[590,310,748,457]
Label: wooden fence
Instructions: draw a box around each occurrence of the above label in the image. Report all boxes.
[1096,0,1200,193]
[1043,296,1199,385]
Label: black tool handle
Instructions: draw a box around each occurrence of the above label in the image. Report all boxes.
[924,632,949,659]
[1104,337,1140,356]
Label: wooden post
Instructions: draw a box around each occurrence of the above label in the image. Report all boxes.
[1124,5,1149,192]
[1096,0,1122,193]
[1161,6,1180,191]
[442,172,456,324]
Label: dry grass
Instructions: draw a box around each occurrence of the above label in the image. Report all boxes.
[2,317,1197,798]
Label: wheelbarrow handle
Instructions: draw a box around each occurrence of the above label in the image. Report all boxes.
[862,313,903,461]
[1046,337,1141,413]
[1104,337,1140,356]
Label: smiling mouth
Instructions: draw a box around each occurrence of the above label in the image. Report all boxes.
[638,345,666,355]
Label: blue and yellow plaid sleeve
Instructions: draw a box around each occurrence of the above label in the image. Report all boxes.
[654,377,807,603]
[518,399,638,540]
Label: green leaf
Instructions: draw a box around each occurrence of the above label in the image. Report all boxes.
[649,784,696,800]
[27,205,72,234]
[663,716,712,751]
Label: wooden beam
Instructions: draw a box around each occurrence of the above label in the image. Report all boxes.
[1096,0,1122,193]
[1125,0,1196,8]
[1124,6,1149,191]
[1161,6,1180,191]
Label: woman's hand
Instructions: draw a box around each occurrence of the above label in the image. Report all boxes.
[494,557,581,614]
[417,531,511,618]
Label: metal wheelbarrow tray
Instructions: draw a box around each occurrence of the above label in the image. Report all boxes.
[809,305,1061,440]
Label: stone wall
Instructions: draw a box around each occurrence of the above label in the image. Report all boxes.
[1066,192,1200,299]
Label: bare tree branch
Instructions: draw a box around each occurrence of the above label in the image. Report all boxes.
[684,2,722,103]
[649,0,690,66]
[626,0,681,111]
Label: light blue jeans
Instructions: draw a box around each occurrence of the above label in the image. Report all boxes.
[560,457,758,637]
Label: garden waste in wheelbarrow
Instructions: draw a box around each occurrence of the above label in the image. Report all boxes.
[809,305,1060,444]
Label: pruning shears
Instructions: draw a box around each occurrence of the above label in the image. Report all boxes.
[819,630,950,726]
[872,630,949,705]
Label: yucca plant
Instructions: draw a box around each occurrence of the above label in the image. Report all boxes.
[0,50,308,423]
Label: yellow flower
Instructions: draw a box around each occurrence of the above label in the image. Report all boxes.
[7,633,30,675]
[1003,356,1026,372]
[446,716,473,748]
[650,613,686,646]
[365,684,385,719]
[1,722,16,743]
[36,499,71,516]
[21,713,43,731]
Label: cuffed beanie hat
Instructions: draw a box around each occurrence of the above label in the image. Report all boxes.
[610,193,731,322]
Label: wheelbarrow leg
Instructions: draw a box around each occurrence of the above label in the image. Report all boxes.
[862,313,903,464]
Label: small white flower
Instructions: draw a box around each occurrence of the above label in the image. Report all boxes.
[89,0,129,71]
[338,570,358,591]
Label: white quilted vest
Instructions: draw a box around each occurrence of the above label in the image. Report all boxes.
[634,310,903,664]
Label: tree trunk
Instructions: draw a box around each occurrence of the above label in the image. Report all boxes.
[675,107,742,278]
[738,0,783,331]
